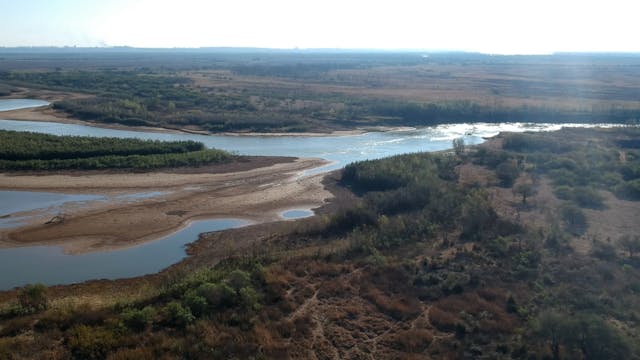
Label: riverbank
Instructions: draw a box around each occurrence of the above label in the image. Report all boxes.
[0,102,368,137]
[0,156,331,253]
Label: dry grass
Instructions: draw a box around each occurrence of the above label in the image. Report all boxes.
[187,60,640,112]
[433,291,518,334]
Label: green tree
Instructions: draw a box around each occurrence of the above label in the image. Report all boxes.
[164,301,195,328]
[532,310,574,360]
[452,137,465,157]
[559,204,588,236]
[545,223,572,254]
[495,160,520,187]
[513,182,537,204]
[619,235,640,258]
[461,189,497,241]
[569,314,632,360]
[121,306,155,332]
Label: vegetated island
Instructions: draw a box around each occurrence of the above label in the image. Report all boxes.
[1,126,639,358]
[0,130,231,171]
[0,130,330,252]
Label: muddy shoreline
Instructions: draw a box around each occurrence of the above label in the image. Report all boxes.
[0,157,331,253]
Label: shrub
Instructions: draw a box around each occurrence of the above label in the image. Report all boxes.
[226,270,252,292]
[183,291,208,317]
[17,283,48,313]
[197,282,237,309]
[615,179,640,201]
[487,236,510,257]
[545,225,572,253]
[461,190,497,241]
[559,204,588,236]
[554,185,573,200]
[549,169,578,186]
[239,287,262,311]
[572,187,605,209]
[591,241,618,261]
[66,325,118,360]
[495,160,520,187]
[441,272,471,294]
[164,301,195,328]
[620,164,640,180]
[121,306,155,332]
[513,250,541,279]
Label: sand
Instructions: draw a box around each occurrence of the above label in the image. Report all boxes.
[0,157,332,254]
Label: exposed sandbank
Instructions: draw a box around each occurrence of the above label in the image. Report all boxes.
[0,157,332,254]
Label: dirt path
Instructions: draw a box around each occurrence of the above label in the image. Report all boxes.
[0,157,332,253]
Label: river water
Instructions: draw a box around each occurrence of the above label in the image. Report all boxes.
[0,99,616,289]
[0,99,49,112]
[0,219,247,289]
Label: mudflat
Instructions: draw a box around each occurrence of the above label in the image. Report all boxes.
[0,156,331,253]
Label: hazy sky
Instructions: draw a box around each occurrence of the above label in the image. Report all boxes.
[1,0,638,54]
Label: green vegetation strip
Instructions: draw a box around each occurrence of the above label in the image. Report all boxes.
[0,130,231,170]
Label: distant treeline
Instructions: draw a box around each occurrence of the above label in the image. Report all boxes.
[361,100,640,126]
[0,130,231,171]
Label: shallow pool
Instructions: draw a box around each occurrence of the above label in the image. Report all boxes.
[0,218,248,290]
[281,209,314,219]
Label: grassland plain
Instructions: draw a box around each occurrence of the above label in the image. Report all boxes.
[1,50,639,133]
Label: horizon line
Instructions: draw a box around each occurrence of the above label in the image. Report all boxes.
[1,46,640,56]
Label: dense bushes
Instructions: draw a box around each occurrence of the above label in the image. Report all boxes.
[616,179,640,200]
[532,311,632,359]
[340,153,461,228]
[1,259,269,358]
[498,131,640,204]
[554,186,605,209]
[336,151,527,254]
[0,130,231,170]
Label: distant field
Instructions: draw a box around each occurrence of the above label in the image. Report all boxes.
[1,49,639,132]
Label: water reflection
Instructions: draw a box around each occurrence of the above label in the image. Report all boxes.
[0,218,248,290]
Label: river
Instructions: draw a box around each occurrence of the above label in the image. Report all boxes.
[0,99,616,289]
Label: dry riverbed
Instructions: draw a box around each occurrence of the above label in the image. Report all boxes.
[0,156,332,254]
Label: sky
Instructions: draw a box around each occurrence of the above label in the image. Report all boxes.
[0,0,638,54]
